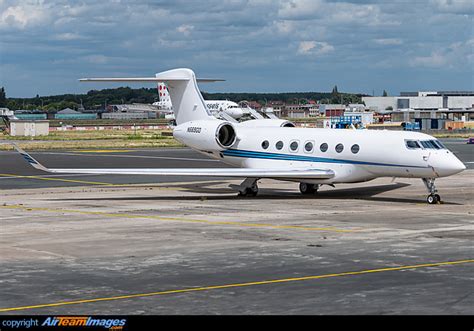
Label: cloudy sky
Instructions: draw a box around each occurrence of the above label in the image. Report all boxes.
[0,0,473,97]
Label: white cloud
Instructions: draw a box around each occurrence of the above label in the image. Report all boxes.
[431,0,474,14]
[410,52,447,67]
[409,38,474,68]
[374,38,403,46]
[277,0,399,26]
[274,20,295,34]
[278,0,324,20]
[82,55,109,65]
[0,2,50,29]
[177,24,194,36]
[297,41,334,55]
[53,33,86,41]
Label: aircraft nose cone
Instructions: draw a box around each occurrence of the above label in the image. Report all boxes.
[444,155,466,175]
[431,153,465,177]
[456,159,467,172]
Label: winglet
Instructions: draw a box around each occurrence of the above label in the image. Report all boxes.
[10,143,50,172]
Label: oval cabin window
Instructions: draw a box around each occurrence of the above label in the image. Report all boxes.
[290,141,299,151]
[351,144,360,154]
[320,143,328,152]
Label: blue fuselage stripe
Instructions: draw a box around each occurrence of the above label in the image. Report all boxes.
[222,149,427,169]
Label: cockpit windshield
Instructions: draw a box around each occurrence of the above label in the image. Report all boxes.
[405,140,421,149]
[420,140,445,149]
[406,139,445,150]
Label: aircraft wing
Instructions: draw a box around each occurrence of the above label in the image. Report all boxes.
[11,144,334,180]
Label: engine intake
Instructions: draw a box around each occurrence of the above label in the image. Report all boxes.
[216,123,236,148]
[173,120,237,151]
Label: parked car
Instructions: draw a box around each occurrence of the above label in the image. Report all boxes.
[467,137,474,144]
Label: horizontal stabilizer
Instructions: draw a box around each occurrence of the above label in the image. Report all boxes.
[79,78,224,83]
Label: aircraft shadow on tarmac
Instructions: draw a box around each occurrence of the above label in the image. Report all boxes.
[52,182,461,205]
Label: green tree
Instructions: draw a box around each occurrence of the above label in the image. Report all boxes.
[382,90,388,97]
[331,85,340,104]
[0,87,6,107]
[6,99,18,110]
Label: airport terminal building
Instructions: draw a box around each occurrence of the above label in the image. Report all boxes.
[363,91,473,118]
[363,91,474,130]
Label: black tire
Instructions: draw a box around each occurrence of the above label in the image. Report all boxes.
[435,194,441,202]
[427,194,438,204]
[238,189,249,197]
[300,183,315,195]
[239,186,258,197]
[250,185,258,197]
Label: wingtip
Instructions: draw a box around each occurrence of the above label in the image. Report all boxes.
[9,143,50,172]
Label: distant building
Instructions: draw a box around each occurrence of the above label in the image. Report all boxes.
[55,108,97,120]
[281,104,319,118]
[106,104,158,119]
[319,104,345,117]
[9,120,49,136]
[14,111,47,120]
[102,112,155,120]
[110,104,159,112]
[363,91,474,122]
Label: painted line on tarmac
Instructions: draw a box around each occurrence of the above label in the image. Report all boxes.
[0,259,472,312]
[0,173,116,186]
[0,204,356,233]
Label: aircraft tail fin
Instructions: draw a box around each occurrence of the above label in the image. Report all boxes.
[153,68,215,124]
[80,68,222,125]
[157,82,172,110]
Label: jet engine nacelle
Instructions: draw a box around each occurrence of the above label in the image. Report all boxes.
[173,120,237,151]
[238,119,295,128]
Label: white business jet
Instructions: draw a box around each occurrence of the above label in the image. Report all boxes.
[12,68,465,204]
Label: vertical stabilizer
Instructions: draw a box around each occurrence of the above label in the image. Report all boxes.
[157,82,172,110]
[154,68,215,125]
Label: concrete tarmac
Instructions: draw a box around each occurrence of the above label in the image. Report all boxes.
[0,139,473,315]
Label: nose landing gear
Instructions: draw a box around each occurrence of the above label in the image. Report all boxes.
[422,178,441,204]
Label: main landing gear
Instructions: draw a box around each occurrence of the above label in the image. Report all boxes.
[422,178,441,204]
[230,178,259,197]
[299,182,319,195]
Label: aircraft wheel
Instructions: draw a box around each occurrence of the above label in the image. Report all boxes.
[238,190,248,197]
[238,185,258,197]
[299,183,316,195]
[249,185,259,197]
[427,194,439,204]
[435,194,441,203]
